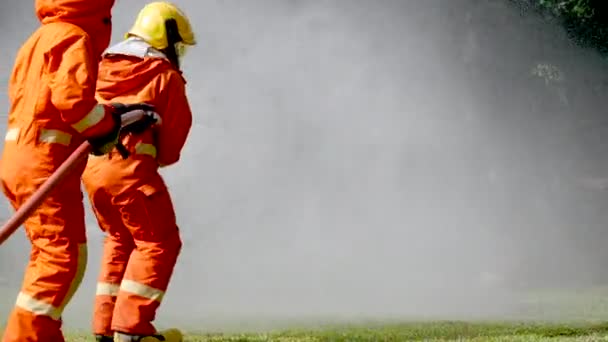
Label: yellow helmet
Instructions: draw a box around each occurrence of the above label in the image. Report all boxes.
[127,1,196,53]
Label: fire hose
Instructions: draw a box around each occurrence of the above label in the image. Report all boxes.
[0,109,157,245]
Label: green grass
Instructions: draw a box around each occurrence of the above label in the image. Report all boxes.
[64,321,608,341]
[4,286,608,341]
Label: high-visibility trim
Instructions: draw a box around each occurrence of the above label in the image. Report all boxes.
[96,282,120,297]
[39,129,72,146]
[4,128,19,142]
[58,243,88,313]
[5,128,73,146]
[88,142,157,159]
[105,37,168,60]
[72,104,106,133]
[15,292,61,320]
[120,280,165,302]
[134,142,157,158]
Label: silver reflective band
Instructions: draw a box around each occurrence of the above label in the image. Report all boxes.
[58,243,88,313]
[4,128,73,146]
[4,128,19,141]
[72,104,106,133]
[135,142,157,158]
[39,129,72,146]
[104,37,168,60]
[15,292,62,320]
[96,282,120,297]
[120,280,165,302]
[88,142,156,158]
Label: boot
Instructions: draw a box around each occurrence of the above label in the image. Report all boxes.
[96,335,114,342]
[114,329,183,342]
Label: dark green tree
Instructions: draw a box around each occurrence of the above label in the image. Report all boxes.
[515,0,608,54]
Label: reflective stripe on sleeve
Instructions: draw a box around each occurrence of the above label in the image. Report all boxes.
[71,104,106,133]
[134,142,157,158]
[4,128,19,142]
[39,129,72,146]
[4,128,73,146]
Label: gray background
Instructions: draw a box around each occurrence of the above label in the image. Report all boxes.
[1,0,608,332]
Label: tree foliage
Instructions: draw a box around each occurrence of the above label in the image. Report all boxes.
[533,0,608,54]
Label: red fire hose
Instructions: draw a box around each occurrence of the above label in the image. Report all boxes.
[0,109,154,245]
[0,141,91,245]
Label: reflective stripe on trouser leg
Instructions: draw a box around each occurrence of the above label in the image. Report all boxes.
[13,244,86,318]
[94,234,135,336]
[14,243,87,316]
[3,240,86,342]
[111,187,182,335]
[97,282,120,296]
[120,280,165,302]
[1,167,88,342]
[1,307,65,342]
[112,240,180,336]
[94,282,120,336]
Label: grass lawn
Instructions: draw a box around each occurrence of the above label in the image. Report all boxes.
[62,321,608,341]
[1,286,607,341]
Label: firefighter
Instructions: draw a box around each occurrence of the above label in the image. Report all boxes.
[0,0,160,341]
[81,2,196,341]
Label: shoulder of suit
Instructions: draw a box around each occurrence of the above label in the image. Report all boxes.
[39,22,89,44]
[102,37,168,60]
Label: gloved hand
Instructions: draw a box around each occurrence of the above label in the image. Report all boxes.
[87,107,121,156]
[87,103,159,156]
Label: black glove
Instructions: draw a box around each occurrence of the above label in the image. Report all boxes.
[110,102,156,116]
[87,108,121,156]
[111,103,160,133]
[88,103,158,156]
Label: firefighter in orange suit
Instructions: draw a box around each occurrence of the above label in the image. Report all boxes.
[81,2,195,341]
[0,0,161,341]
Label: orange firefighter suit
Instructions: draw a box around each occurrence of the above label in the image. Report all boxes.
[81,36,193,338]
[0,1,161,341]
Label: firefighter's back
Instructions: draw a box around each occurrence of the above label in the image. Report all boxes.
[83,37,192,198]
